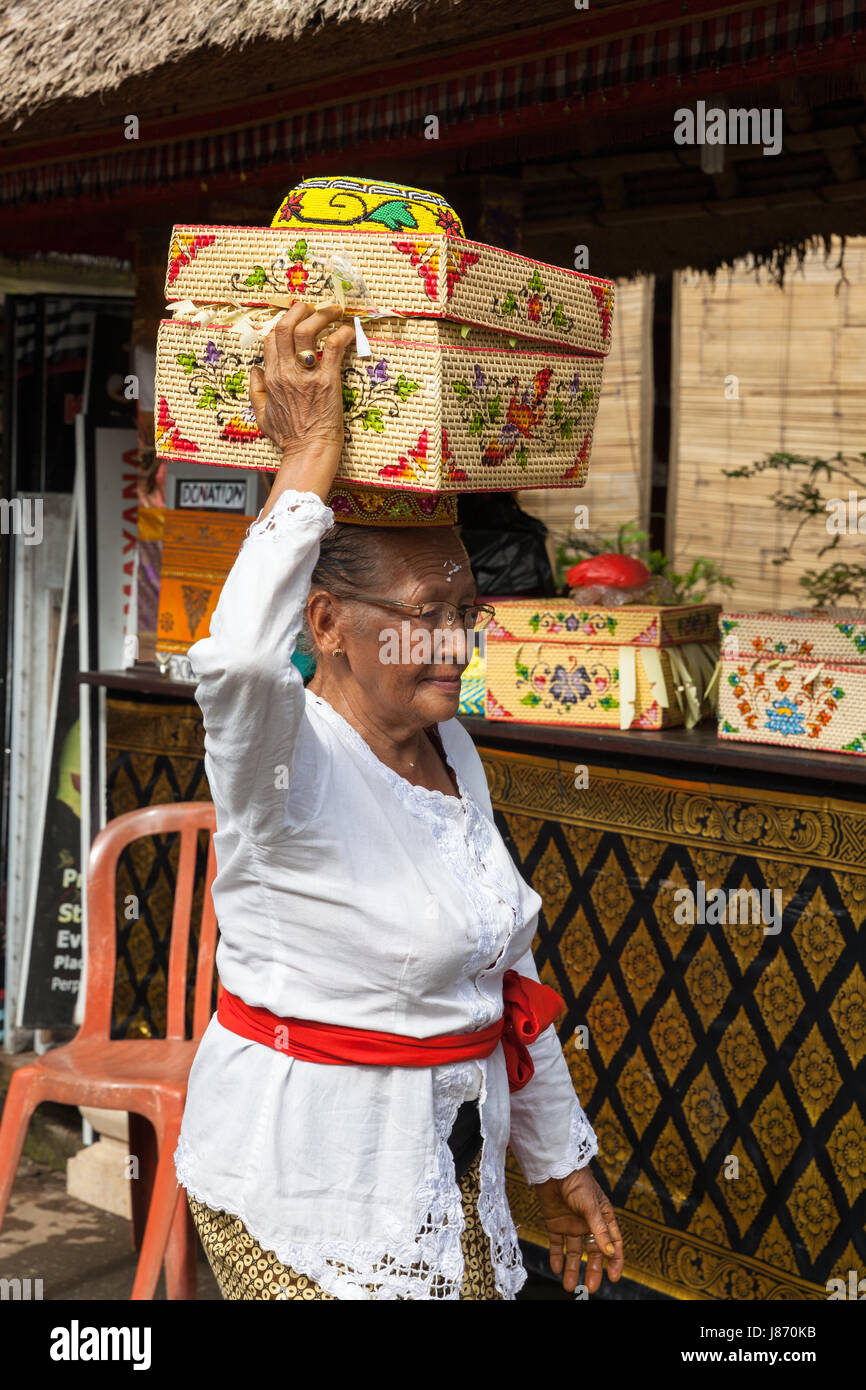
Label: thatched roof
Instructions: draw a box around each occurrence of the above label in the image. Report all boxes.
[0,0,431,127]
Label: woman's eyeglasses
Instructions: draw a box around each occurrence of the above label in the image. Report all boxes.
[347,594,496,632]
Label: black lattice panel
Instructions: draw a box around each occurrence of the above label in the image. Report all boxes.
[485,748,866,1301]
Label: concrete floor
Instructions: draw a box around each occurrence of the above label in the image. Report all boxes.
[0,1155,222,1300]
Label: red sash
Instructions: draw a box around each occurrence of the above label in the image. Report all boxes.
[216,970,565,1093]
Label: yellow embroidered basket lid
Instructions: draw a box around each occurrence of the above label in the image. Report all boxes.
[272,176,465,237]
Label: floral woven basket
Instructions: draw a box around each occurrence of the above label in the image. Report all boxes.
[164,226,614,356]
[155,176,614,492]
[156,321,603,491]
[488,599,721,646]
[484,599,720,730]
[717,608,866,755]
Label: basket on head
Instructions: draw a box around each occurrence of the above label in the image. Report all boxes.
[156,174,615,511]
[277,177,463,527]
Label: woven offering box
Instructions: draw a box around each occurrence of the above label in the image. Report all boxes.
[155,176,614,492]
[717,608,866,755]
[484,600,721,730]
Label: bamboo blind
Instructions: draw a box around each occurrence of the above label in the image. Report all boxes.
[519,274,652,570]
[670,236,866,610]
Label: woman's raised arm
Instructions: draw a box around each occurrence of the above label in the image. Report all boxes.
[187,304,356,843]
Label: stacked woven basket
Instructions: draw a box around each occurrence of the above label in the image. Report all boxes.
[155,175,615,505]
[155,176,658,721]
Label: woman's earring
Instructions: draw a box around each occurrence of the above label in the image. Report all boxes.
[332,647,344,656]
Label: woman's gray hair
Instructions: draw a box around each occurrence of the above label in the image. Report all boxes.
[297,522,397,657]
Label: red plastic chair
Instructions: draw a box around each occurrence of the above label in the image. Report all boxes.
[0,801,218,1300]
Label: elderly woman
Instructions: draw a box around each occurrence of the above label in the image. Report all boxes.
[175,301,624,1301]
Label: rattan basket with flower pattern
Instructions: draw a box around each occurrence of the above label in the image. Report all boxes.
[155,176,615,493]
[484,599,721,730]
[717,608,866,755]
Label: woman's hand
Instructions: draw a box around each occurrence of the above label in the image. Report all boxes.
[533,1165,625,1295]
[250,301,357,510]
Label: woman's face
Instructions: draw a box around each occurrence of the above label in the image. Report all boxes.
[311,526,478,730]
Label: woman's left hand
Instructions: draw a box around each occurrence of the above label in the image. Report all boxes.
[533,1165,624,1294]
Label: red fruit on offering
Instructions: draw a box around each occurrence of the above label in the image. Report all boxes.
[566,553,651,590]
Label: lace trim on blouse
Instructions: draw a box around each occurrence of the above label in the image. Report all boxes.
[518,1099,600,1186]
[244,488,335,544]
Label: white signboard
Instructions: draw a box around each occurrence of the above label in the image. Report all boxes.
[176,477,249,511]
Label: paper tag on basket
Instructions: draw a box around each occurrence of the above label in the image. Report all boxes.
[618,646,637,730]
[641,648,670,713]
[353,316,372,357]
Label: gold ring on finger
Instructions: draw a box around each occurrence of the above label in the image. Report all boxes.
[295,350,317,369]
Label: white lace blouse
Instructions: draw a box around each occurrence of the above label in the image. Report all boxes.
[174,487,599,1300]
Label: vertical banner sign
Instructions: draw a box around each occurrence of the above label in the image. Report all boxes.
[18,514,84,1026]
[91,426,141,669]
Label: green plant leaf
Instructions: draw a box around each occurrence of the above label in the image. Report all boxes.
[244,266,267,288]
[223,370,245,398]
[196,386,219,410]
[520,692,542,706]
[176,351,197,374]
[361,407,384,432]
